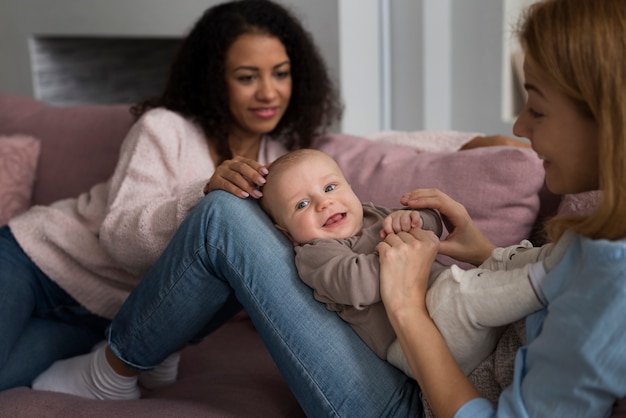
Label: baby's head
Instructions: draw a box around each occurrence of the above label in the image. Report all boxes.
[260,149,364,246]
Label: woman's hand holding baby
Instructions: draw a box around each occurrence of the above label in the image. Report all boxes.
[377,228,440,313]
[204,156,269,198]
[400,188,495,266]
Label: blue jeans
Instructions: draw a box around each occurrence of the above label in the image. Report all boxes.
[109,191,423,417]
[0,226,109,390]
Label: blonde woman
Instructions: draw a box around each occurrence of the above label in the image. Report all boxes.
[380,0,626,416]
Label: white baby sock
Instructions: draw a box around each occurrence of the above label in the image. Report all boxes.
[32,344,140,400]
[138,351,181,389]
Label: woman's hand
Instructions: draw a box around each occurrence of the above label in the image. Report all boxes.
[377,226,482,417]
[400,188,495,266]
[377,228,439,313]
[380,210,423,239]
[204,156,269,199]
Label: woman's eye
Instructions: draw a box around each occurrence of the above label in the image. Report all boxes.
[324,184,336,193]
[275,70,291,79]
[527,107,544,118]
[296,201,309,210]
[237,75,255,83]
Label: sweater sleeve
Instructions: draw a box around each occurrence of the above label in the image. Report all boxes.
[296,240,382,308]
[99,109,210,275]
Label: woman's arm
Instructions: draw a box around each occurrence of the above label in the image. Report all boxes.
[400,188,496,266]
[460,135,531,151]
[377,228,482,418]
[100,109,273,274]
[100,110,211,273]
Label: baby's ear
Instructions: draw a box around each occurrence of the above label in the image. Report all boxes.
[275,224,299,247]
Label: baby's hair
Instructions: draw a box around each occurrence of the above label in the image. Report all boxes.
[267,149,323,177]
[260,148,330,220]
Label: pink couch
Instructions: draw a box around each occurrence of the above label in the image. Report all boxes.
[0,93,303,417]
[1,92,624,417]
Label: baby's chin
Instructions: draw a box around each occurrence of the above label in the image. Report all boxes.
[324,223,362,240]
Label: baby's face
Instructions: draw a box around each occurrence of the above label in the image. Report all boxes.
[266,153,364,245]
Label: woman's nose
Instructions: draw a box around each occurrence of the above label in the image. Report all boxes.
[512,111,530,140]
[257,78,277,101]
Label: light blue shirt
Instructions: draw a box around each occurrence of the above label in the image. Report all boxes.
[456,232,626,418]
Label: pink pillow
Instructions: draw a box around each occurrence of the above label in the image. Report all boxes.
[0,135,41,225]
[313,133,545,251]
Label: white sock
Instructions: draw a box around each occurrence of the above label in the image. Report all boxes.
[138,351,181,390]
[32,345,140,400]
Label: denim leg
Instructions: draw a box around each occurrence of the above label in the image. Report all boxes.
[0,226,109,389]
[109,192,422,417]
[0,318,106,389]
[206,192,422,417]
[107,203,244,369]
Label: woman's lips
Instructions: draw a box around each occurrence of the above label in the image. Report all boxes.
[535,153,551,169]
[253,107,278,118]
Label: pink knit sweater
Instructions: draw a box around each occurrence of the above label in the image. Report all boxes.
[9,108,287,319]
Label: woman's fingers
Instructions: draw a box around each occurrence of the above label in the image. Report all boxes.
[205,157,269,198]
[377,229,440,310]
[399,188,495,266]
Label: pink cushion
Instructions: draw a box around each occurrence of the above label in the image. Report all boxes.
[313,133,545,252]
[0,93,134,205]
[0,135,40,225]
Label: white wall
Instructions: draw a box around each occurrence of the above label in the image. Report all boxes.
[0,0,532,136]
[338,1,381,136]
[0,0,339,107]
[340,0,530,137]
[422,0,450,130]
[448,0,535,136]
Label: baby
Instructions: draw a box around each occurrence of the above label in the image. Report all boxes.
[260,148,546,376]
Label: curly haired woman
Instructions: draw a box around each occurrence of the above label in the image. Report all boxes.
[1,0,341,392]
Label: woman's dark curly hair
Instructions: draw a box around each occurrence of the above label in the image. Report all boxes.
[132,0,343,162]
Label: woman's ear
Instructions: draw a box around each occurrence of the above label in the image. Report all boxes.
[275,224,299,247]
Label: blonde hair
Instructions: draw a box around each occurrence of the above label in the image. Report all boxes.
[518,0,626,241]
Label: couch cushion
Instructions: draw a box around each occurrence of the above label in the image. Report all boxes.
[0,314,304,418]
[0,93,133,205]
[0,135,40,225]
[313,133,545,257]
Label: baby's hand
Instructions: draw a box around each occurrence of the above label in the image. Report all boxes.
[380,210,423,239]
